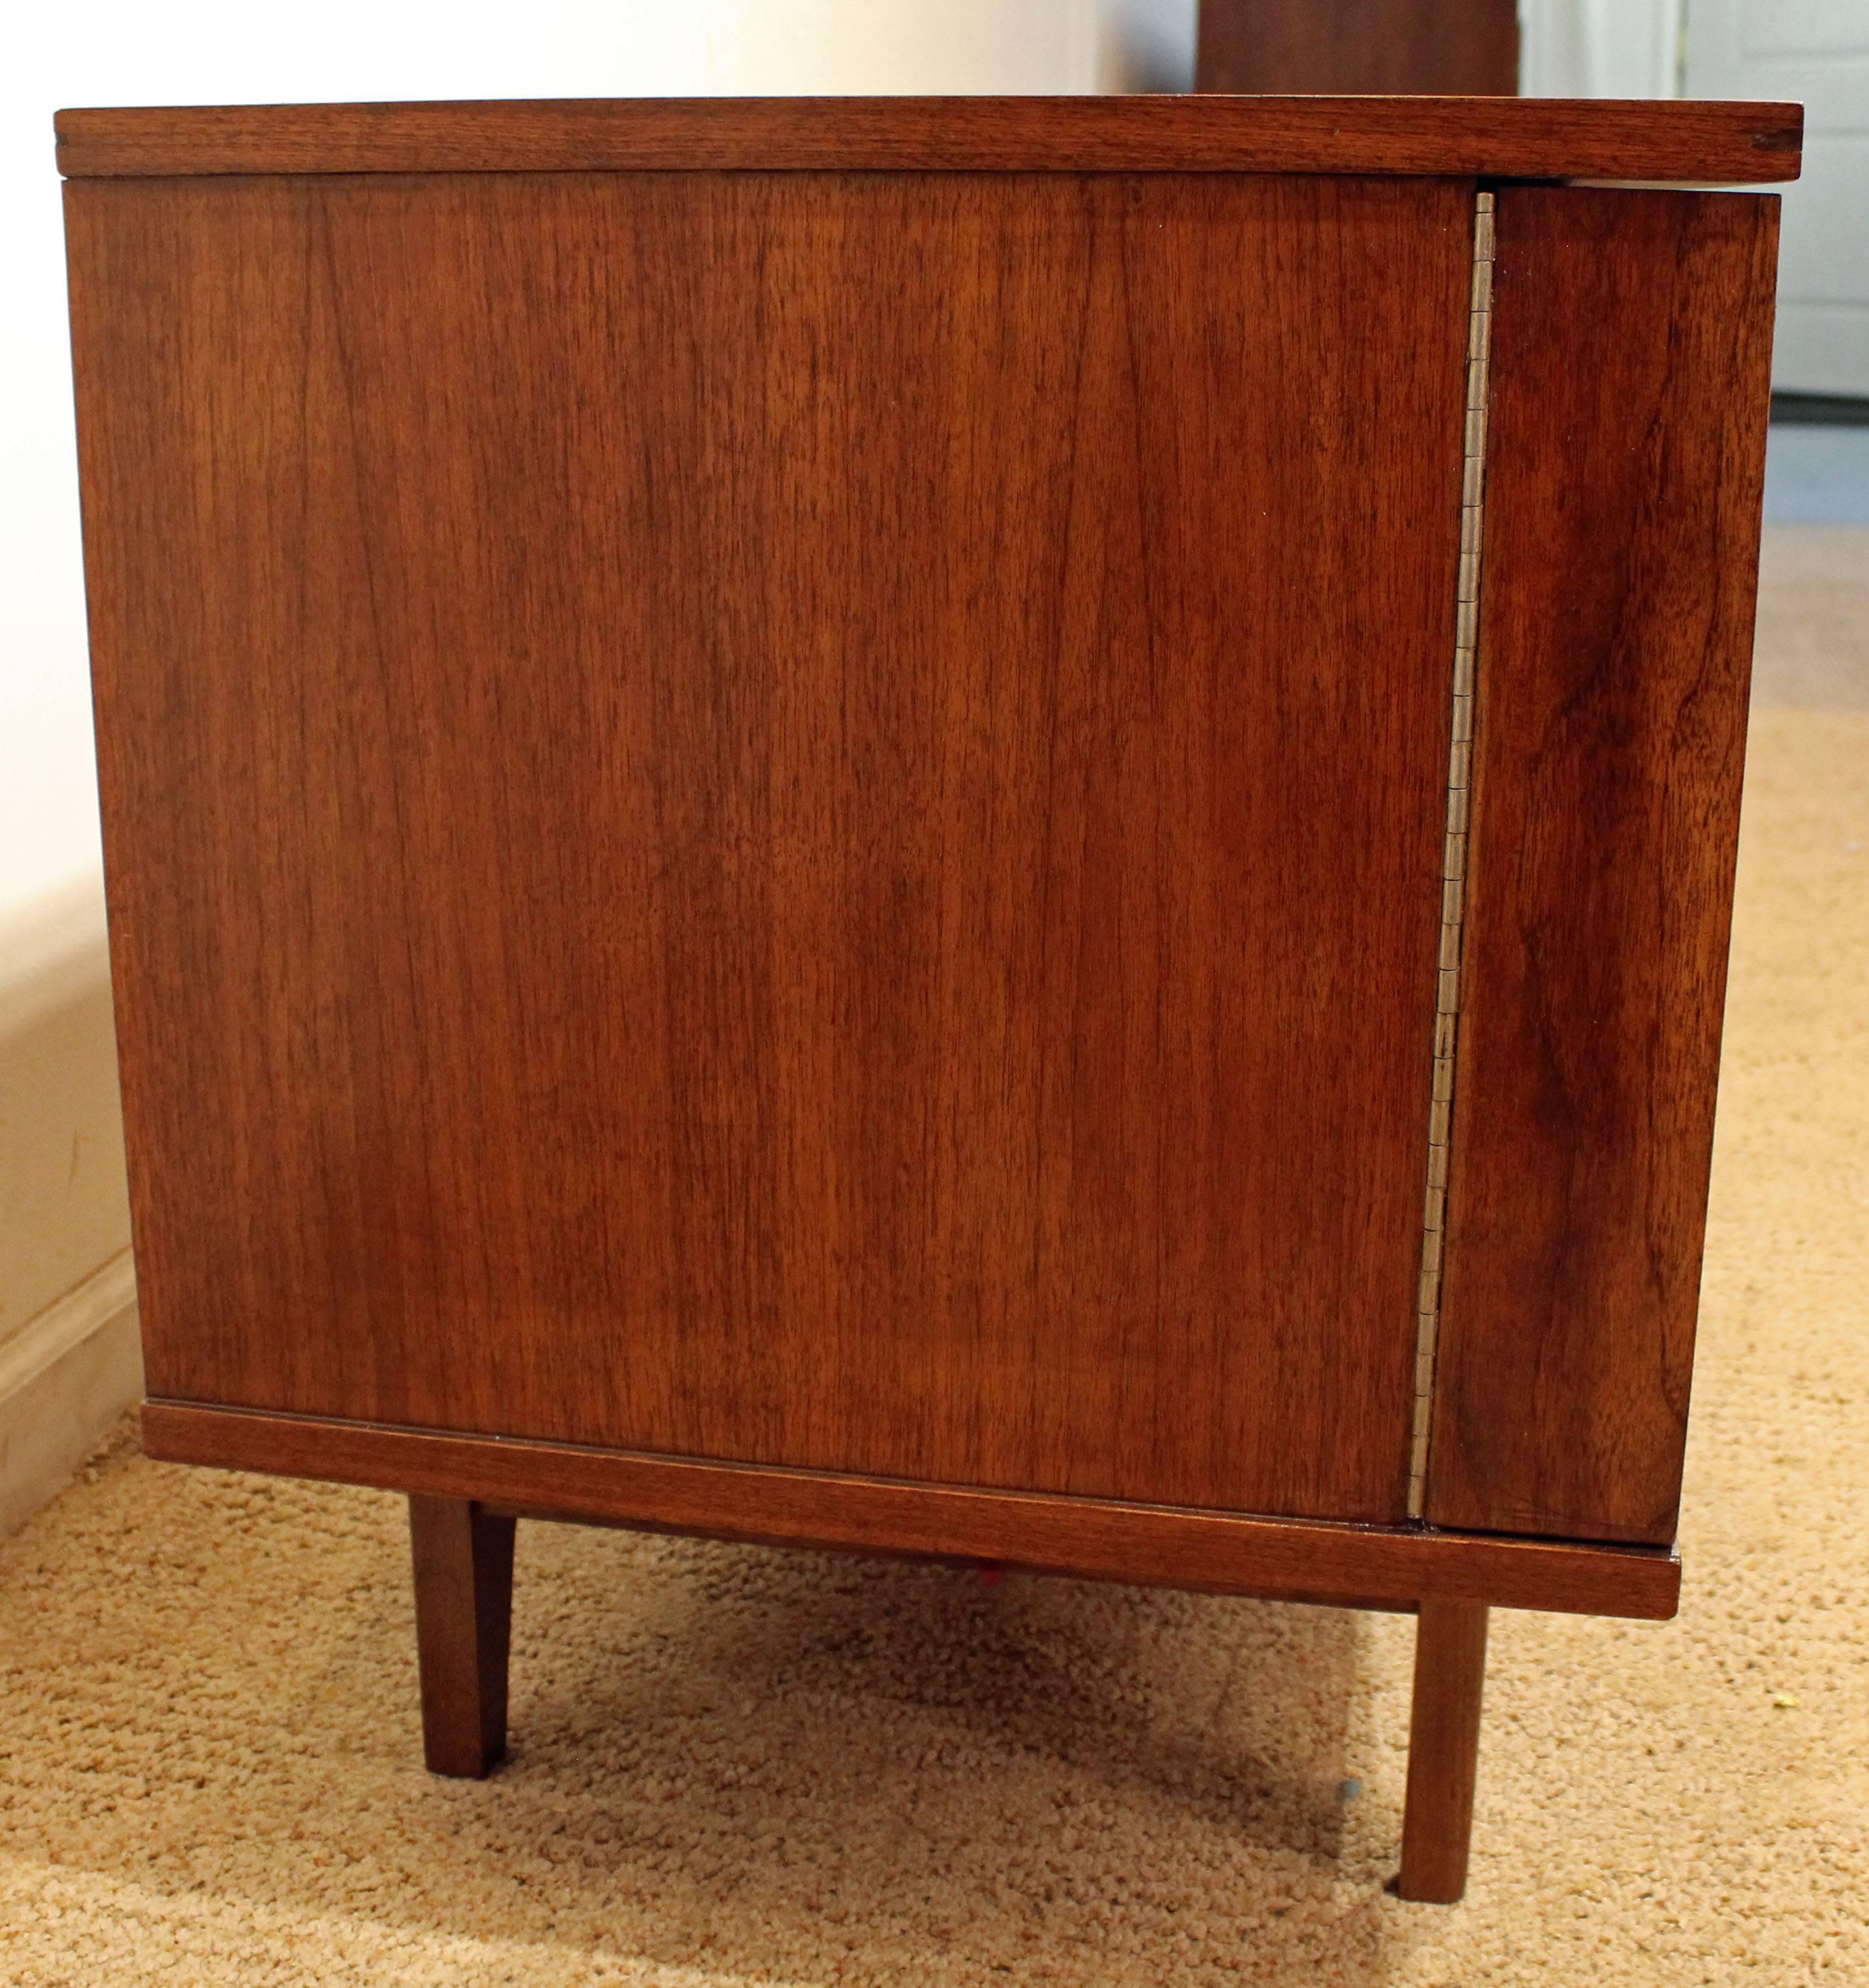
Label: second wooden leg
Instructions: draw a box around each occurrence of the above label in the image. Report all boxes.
[408,1494,517,1778]
[1397,1598,1489,1903]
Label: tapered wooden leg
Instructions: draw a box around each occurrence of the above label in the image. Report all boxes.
[1398,1598,1489,1902]
[407,1495,517,1777]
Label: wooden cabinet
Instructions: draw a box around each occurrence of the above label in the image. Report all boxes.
[59,93,1799,1902]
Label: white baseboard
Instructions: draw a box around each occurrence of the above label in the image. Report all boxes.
[0,1250,142,1538]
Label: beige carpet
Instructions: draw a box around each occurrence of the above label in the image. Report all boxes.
[3,530,1866,1985]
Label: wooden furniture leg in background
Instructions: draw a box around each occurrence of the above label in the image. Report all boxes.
[1399,1598,1489,1901]
[408,1496,517,1778]
[1196,0,1520,96]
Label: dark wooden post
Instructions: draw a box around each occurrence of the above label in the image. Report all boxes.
[1399,1598,1490,1901]
[407,1496,517,1777]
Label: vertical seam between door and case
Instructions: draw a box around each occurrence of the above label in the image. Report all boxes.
[1408,189,1495,1522]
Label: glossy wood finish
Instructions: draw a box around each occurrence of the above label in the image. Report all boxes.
[141,1403,1685,1620]
[53,94,1801,185]
[65,103,1792,1901]
[408,1495,516,1777]
[485,1509,1425,1618]
[1397,1600,1489,1902]
[70,168,1471,1523]
[1429,188,1781,1545]
[1198,0,1519,98]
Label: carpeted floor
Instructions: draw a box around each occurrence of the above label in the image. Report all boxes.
[3,529,1866,1985]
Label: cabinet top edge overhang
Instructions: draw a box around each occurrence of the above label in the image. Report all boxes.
[55,94,1802,187]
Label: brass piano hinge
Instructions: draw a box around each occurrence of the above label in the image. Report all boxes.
[1408,189,1494,1522]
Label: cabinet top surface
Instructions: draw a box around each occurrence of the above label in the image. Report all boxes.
[55,94,1801,185]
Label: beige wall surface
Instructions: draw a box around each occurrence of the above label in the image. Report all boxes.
[1,872,130,1344]
[0,870,139,1535]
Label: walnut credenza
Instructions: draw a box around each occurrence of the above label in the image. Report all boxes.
[59,94,1799,1902]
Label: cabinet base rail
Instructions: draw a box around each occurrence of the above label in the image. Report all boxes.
[143,1399,1673,1904]
[406,1491,1494,1901]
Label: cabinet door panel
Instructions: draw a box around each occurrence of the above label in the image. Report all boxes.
[68,170,1472,1520]
[1429,186,1778,1544]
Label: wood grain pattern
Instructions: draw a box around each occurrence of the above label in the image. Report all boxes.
[52,94,1801,185]
[1428,187,1781,1546]
[1198,0,1519,98]
[141,1401,1685,1620]
[70,169,1469,1522]
[482,1511,1425,1617]
[1397,1599,1489,1902]
[407,1496,516,1777]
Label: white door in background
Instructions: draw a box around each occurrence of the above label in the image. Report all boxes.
[1519,0,1679,98]
[1687,0,1869,397]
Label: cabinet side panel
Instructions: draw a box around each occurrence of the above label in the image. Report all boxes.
[1428,186,1779,1544]
[67,170,1471,1522]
